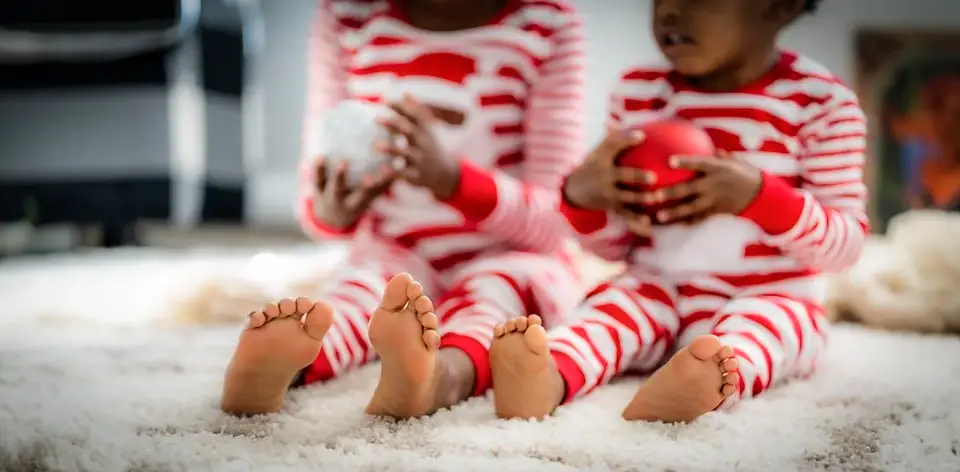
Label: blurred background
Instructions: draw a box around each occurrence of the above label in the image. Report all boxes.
[0,0,957,256]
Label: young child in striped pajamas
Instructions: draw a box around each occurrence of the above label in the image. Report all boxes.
[489,0,869,422]
[220,0,587,418]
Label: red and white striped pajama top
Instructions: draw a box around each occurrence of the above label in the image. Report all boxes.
[550,51,869,405]
[294,0,588,393]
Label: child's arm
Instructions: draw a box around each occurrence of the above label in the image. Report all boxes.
[738,85,869,272]
[440,6,586,253]
[557,91,635,262]
[296,0,355,240]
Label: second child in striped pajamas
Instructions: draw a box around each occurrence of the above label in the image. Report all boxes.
[488,0,869,423]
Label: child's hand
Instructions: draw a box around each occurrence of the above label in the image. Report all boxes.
[564,130,654,212]
[313,157,396,229]
[644,152,763,224]
[376,96,461,200]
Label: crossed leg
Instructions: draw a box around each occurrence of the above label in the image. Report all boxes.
[490,273,830,422]
[709,294,829,409]
[490,273,740,422]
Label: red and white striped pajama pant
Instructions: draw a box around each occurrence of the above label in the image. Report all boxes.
[547,271,829,407]
[300,239,582,396]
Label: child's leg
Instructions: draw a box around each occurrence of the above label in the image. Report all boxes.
[489,274,681,419]
[620,334,740,422]
[619,294,827,423]
[710,294,829,407]
[221,245,432,415]
[366,252,580,418]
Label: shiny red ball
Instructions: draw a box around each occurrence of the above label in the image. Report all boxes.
[616,119,716,216]
[616,119,715,189]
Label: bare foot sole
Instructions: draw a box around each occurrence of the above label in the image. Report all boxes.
[621,334,740,423]
[365,273,442,418]
[221,297,333,415]
[490,315,565,420]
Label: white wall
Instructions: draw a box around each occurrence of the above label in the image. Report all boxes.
[248,0,959,227]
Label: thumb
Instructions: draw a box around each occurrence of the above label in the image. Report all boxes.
[347,171,395,212]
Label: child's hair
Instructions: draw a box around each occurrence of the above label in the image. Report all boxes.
[804,0,823,12]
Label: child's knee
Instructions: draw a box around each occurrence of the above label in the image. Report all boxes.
[721,295,825,327]
[715,294,829,364]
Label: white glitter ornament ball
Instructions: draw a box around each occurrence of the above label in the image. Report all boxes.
[316,100,396,188]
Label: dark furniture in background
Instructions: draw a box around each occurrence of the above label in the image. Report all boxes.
[0,0,260,247]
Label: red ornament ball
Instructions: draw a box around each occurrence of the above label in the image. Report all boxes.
[616,119,716,190]
[615,119,716,216]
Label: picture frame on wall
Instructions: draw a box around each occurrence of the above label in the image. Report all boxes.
[855,28,960,233]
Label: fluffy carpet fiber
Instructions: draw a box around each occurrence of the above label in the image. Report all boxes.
[1,247,959,472]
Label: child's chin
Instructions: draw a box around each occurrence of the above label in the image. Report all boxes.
[667,59,716,79]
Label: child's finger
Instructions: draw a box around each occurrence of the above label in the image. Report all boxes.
[649,179,702,204]
[403,95,434,123]
[669,155,726,171]
[327,161,350,202]
[615,167,656,185]
[377,138,422,164]
[388,95,428,126]
[615,188,655,206]
[314,157,328,192]
[599,130,644,161]
[368,167,398,193]
[378,115,419,143]
[348,171,396,212]
[656,195,713,223]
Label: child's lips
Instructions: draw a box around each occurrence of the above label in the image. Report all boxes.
[662,33,692,46]
[659,33,696,56]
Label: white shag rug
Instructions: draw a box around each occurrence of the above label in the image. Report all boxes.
[1,247,959,472]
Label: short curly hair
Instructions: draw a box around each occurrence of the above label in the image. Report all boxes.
[804,0,823,12]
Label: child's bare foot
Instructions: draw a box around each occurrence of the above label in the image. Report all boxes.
[490,315,565,420]
[621,334,739,423]
[221,298,333,415]
[365,273,442,418]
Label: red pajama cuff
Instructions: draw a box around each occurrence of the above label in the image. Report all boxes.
[302,352,336,386]
[559,199,609,234]
[441,160,499,223]
[559,174,609,234]
[551,350,586,404]
[440,334,492,397]
[736,172,806,236]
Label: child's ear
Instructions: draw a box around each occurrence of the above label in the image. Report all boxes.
[763,0,805,25]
